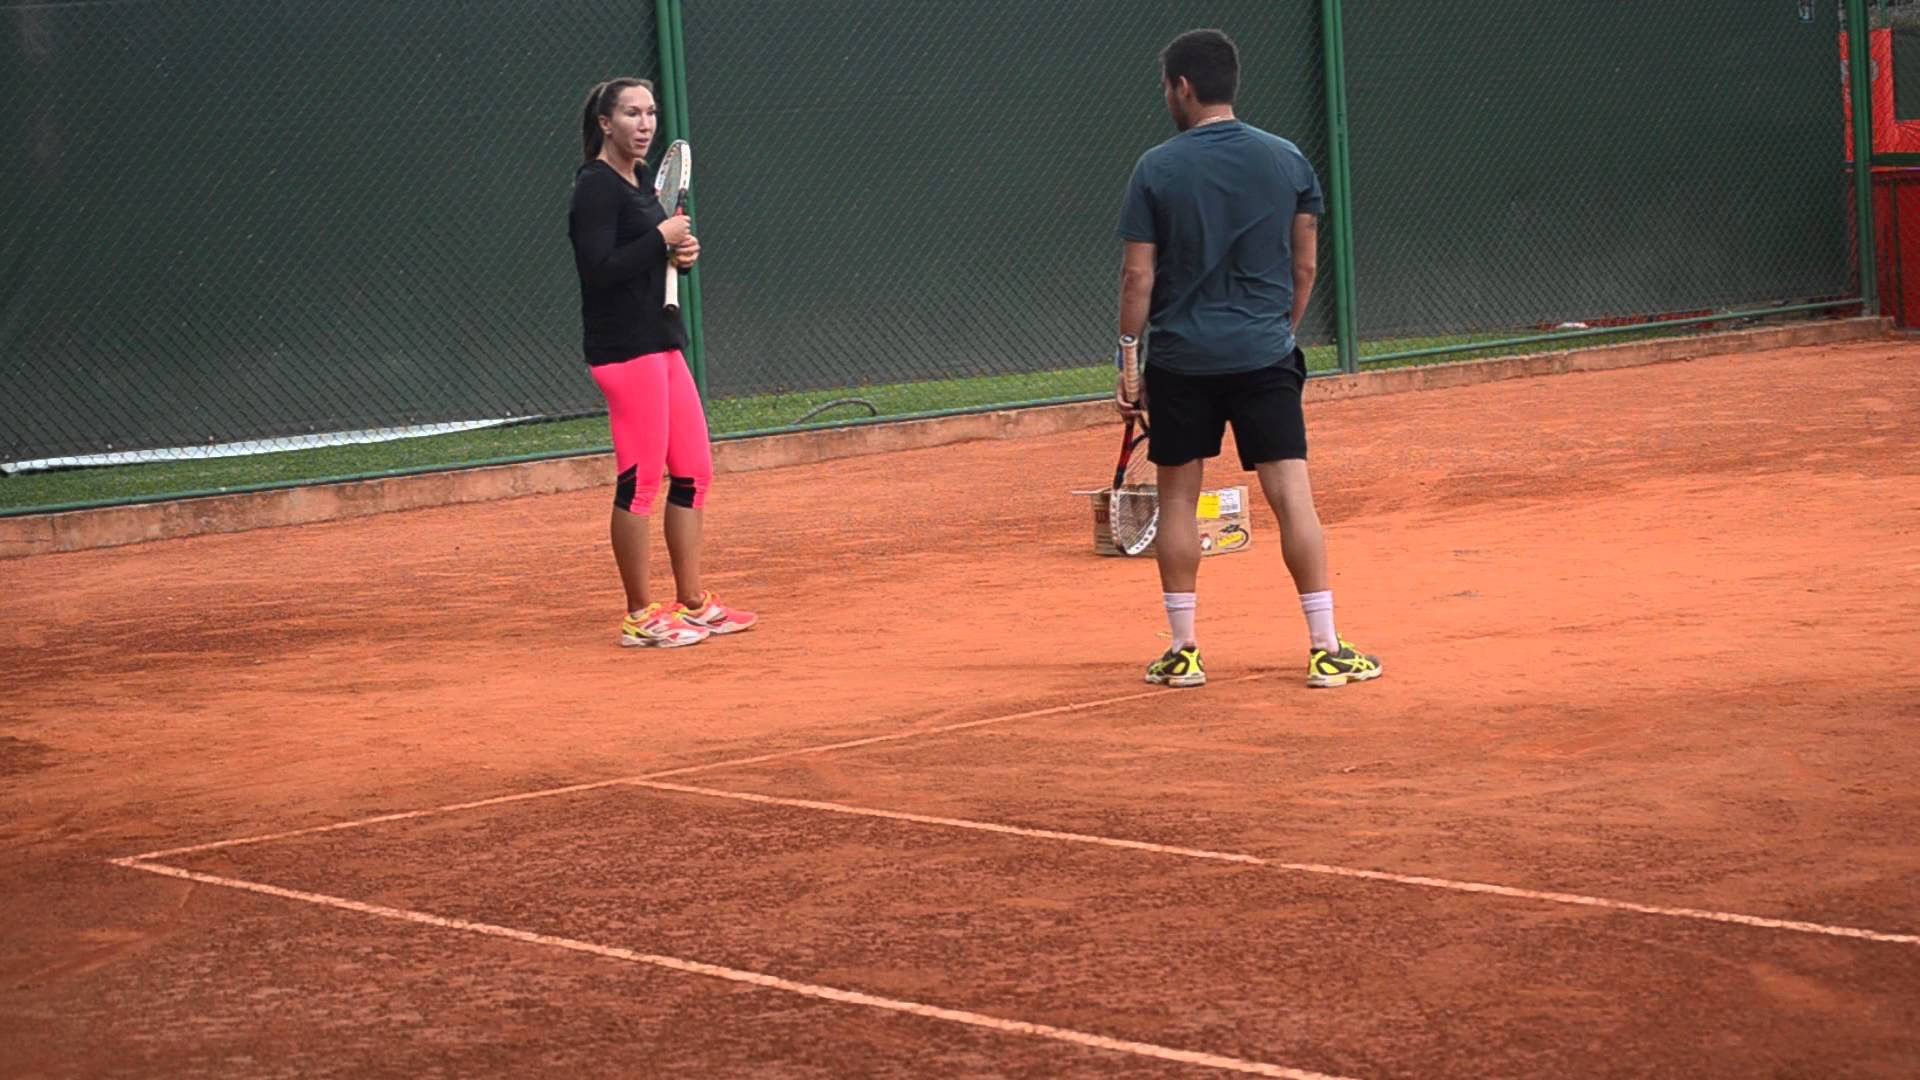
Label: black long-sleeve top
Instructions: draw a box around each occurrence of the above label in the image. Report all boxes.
[568,159,687,365]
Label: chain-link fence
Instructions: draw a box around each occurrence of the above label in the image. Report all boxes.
[2,1,654,493]
[1345,1,1853,359]
[0,1,1874,513]
[682,0,1330,436]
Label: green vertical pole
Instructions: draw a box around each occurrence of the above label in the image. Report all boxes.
[652,0,706,394]
[1332,0,1360,369]
[668,0,707,396]
[653,0,678,143]
[1849,0,1881,315]
[1319,0,1360,373]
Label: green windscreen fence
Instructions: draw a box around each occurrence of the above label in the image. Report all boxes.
[2,1,653,468]
[1343,1,1853,352]
[0,1,1867,508]
[680,0,1329,424]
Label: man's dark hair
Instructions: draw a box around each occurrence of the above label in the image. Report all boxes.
[1161,29,1238,106]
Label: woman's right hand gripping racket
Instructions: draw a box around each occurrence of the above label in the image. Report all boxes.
[653,139,691,313]
[1108,334,1159,556]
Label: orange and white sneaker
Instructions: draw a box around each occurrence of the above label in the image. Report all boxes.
[619,603,710,648]
[677,591,757,635]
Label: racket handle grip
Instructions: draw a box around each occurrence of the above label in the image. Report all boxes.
[664,266,681,313]
[1119,334,1140,404]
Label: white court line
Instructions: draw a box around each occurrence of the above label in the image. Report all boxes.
[122,680,1262,862]
[630,781,1920,948]
[112,857,1353,1080]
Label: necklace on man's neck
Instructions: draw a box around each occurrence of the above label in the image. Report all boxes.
[1192,113,1236,128]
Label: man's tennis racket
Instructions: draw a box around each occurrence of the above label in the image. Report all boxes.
[654,139,690,313]
[1108,334,1159,556]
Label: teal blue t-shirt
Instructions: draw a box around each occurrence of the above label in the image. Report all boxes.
[1117,121,1324,375]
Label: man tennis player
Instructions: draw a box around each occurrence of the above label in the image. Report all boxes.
[1115,28,1380,690]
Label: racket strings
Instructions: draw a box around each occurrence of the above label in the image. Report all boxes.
[656,146,687,214]
[1108,437,1160,555]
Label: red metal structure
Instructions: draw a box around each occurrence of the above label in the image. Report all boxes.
[1842,28,1920,322]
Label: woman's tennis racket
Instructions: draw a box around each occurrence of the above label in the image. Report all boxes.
[1108,334,1159,556]
[654,139,690,313]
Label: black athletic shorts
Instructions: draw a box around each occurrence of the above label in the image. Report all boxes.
[1145,348,1309,469]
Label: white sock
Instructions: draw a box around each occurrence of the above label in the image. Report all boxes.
[1163,592,1197,648]
[1300,591,1338,652]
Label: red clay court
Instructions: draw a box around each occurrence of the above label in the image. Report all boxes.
[3,340,1918,1078]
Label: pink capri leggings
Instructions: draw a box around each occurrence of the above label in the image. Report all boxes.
[590,349,712,515]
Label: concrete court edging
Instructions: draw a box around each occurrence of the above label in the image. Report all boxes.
[0,316,1892,559]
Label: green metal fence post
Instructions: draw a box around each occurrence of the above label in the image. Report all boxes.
[1319,0,1360,373]
[651,0,706,395]
[1849,0,1881,316]
[1332,0,1360,370]
[668,0,707,397]
[653,0,678,142]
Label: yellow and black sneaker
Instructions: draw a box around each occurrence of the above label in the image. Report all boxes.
[1307,639,1382,688]
[1145,645,1206,688]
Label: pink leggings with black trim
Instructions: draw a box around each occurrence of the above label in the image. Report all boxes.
[590,349,712,515]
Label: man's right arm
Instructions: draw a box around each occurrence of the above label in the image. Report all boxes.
[1291,212,1318,332]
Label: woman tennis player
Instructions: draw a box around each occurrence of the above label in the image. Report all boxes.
[569,78,754,647]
